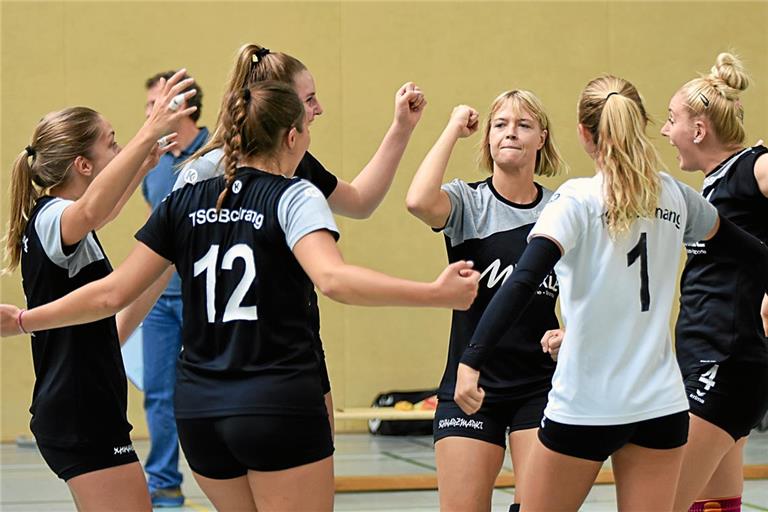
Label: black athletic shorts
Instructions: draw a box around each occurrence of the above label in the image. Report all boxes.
[538,411,689,462]
[37,436,139,481]
[433,393,548,448]
[684,360,768,441]
[177,414,334,478]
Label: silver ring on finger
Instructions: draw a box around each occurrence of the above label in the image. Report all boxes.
[168,93,185,112]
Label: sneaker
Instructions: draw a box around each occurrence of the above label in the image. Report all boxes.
[150,487,185,508]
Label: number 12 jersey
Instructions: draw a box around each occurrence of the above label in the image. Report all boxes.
[136,167,339,419]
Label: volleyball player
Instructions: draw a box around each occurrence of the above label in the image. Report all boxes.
[0,82,479,511]
[174,43,426,430]
[405,93,565,511]
[661,52,768,512]
[453,75,768,511]
[2,70,196,511]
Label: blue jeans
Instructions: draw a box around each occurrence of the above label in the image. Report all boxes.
[142,295,183,492]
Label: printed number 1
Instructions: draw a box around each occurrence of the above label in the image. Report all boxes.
[626,232,650,312]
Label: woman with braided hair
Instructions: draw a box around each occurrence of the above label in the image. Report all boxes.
[0,81,478,511]
[661,52,768,512]
[174,44,427,432]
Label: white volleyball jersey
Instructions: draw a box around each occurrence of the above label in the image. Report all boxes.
[531,172,718,425]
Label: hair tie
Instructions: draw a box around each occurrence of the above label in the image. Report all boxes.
[25,145,36,158]
[698,93,710,108]
[606,92,619,100]
[251,47,271,64]
[243,88,251,103]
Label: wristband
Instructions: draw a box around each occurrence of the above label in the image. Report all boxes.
[17,309,29,334]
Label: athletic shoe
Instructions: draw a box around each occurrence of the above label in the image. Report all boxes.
[150,487,185,508]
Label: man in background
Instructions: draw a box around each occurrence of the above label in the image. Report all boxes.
[141,70,206,508]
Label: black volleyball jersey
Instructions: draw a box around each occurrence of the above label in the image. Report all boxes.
[173,148,338,199]
[676,145,768,374]
[436,178,559,401]
[21,197,131,447]
[173,149,337,381]
[136,167,339,419]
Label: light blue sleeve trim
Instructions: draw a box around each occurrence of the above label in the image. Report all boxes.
[440,179,467,241]
[277,180,340,250]
[34,198,105,278]
[672,177,719,243]
[172,148,225,192]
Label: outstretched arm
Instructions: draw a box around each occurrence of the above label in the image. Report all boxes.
[60,70,197,245]
[115,266,175,344]
[1,243,170,336]
[327,82,426,219]
[406,105,479,229]
[292,229,479,309]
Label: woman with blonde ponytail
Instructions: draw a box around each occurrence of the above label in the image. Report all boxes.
[453,74,768,510]
[1,70,196,511]
[662,52,768,512]
[0,81,479,511]
[174,43,428,431]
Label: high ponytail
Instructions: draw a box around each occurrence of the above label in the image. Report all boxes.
[3,107,102,273]
[4,151,40,272]
[579,75,662,237]
[191,43,307,164]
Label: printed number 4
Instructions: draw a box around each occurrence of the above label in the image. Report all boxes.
[193,244,258,323]
[626,232,650,312]
[698,364,719,391]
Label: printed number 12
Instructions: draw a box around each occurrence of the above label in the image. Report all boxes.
[626,232,650,312]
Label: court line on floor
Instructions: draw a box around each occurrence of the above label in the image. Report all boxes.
[380,451,436,472]
[743,501,768,511]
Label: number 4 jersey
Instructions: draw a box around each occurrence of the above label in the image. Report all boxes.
[530,172,718,425]
[136,167,339,419]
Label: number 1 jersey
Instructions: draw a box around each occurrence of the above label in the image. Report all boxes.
[136,167,339,419]
[530,172,718,425]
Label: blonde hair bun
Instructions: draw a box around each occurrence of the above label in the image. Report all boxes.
[710,52,749,93]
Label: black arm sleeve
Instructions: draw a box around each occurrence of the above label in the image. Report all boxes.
[460,236,562,370]
[706,215,768,293]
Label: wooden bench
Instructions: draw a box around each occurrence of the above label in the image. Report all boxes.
[334,407,435,421]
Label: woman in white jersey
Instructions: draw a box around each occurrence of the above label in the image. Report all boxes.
[453,75,768,511]
[406,93,565,512]
[0,82,478,512]
[661,52,768,512]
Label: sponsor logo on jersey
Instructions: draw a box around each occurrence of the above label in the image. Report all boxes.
[184,168,198,185]
[480,259,558,296]
[189,208,265,230]
[481,259,515,288]
[232,180,242,194]
[303,187,322,198]
[654,207,681,229]
[438,417,484,430]
[22,236,29,254]
[685,241,707,256]
[113,444,135,455]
